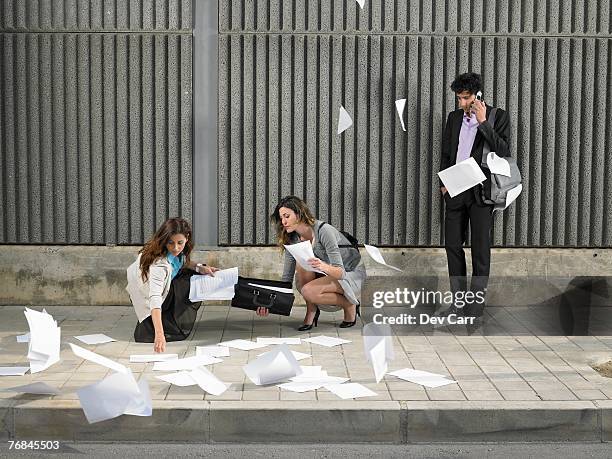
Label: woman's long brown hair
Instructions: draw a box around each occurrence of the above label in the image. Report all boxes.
[270,196,316,251]
[139,218,194,281]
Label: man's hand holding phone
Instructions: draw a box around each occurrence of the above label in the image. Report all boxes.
[471,91,487,124]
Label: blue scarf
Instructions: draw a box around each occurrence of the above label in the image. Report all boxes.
[166,253,184,280]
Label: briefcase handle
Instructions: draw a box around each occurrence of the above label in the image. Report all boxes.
[252,290,277,309]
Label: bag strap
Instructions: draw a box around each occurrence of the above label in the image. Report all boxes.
[316,221,356,249]
[481,107,498,167]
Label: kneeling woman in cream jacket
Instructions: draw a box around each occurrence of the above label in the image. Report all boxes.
[126,218,218,352]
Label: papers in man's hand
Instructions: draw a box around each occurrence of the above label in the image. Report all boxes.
[16,333,30,343]
[388,368,457,388]
[196,345,230,358]
[364,244,403,272]
[303,336,351,347]
[69,343,129,374]
[2,382,60,395]
[0,367,30,376]
[152,354,222,371]
[256,337,301,345]
[486,152,511,177]
[77,371,152,424]
[243,344,302,385]
[74,334,115,345]
[129,354,179,363]
[24,308,61,373]
[495,183,522,212]
[325,382,377,399]
[438,157,487,198]
[363,323,394,383]
[189,267,238,301]
[395,98,407,131]
[219,339,267,351]
[248,283,294,294]
[284,240,326,275]
[258,350,311,361]
[337,105,353,134]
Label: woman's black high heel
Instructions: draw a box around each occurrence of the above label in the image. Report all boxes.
[298,307,320,331]
[339,305,360,328]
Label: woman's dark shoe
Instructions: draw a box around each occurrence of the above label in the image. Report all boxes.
[339,305,360,328]
[298,307,320,331]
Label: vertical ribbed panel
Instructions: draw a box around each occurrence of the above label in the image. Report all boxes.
[1,0,193,244]
[219,1,612,247]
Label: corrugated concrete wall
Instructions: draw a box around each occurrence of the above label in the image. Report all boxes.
[218,0,612,248]
[0,0,193,244]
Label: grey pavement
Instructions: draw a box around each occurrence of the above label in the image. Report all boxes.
[1,305,612,443]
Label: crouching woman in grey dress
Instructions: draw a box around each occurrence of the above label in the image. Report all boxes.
[258,195,367,330]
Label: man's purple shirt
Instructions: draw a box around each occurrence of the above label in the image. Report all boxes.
[456,111,479,163]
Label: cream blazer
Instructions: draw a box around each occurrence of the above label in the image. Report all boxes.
[126,254,173,322]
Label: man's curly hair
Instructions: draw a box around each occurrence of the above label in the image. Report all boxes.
[450,72,482,94]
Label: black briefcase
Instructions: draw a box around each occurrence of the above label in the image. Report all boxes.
[231,276,295,316]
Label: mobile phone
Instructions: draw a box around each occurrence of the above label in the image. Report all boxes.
[475,91,483,102]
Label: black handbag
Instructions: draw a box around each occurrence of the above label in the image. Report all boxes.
[231,276,295,316]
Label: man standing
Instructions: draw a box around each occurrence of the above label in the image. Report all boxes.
[439,72,512,318]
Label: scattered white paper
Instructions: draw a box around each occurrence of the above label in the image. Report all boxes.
[219,339,268,351]
[152,354,222,371]
[74,334,116,345]
[76,371,151,424]
[363,322,394,383]
[303,336,352,348]
[16,333,30,343]
[129,354,179,363]
[69,343,129,375]
[24,308,61,373]
[189,367,228,396]
[281,366,349,392]
[438,157,487,198]
[284,240,326,275]
[395,98,407,131]
[2,382,60,395]
[189,267,239,301]
[156,371,197,387]
[388,368,457,388]
[256,337,301,345]
[486,152,511,177]
[337,105,353,134]
[356,0,366,9]
[196,345,230,358]
[325,382,377,399]
[243,344,302,386]
[258,350,311,361]
[497,183,523,211]
[0,367,30,376]
[364,245,403,272]
[248,283,294,294]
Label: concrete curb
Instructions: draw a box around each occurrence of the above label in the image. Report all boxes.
[1,400,610,443]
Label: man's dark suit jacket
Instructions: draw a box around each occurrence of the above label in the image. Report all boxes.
[439,105,512,205]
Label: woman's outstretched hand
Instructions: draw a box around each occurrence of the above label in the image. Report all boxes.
[154,333,166,353]
[255,307,269,317]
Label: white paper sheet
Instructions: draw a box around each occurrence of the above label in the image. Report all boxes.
[337,105,353,134]
[497,183,522,211]
[1,382,60,395]
[189,367,228,396]
[76,371,151,424]
[282,366,349,391]
[303,336,351,347]
[24,308,61,373]
[486,152,511,177]
[196,345,230,358]
[356,0,366,9]
[324,382,377,399]
[364,244,403,272]
[219,339,268,351]
[16,333,30,343]
[395,98,407,131]
[152,354,222,371]
[129,354,179,363]
[258,350,310,361]
[0,367,30,376]
[74,334,116,345]
[156,371,197,387]
[438,157,487,198]
[243,344,302,385]
[189,267,239,301]
[388,368,457,388]
[248,283,294,294]
[363,322,394,383]
[256,337,301,345]
[283,240,326,275]
[69,343,129,375]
